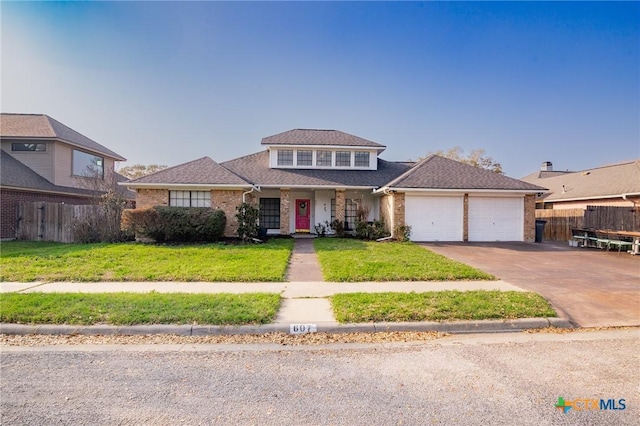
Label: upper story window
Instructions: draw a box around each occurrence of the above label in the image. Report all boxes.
[170,190,211,207]
[354,151,370,167]
[335,151,351,167]
[297,150,312,166]
[277,150,294,166]
[73,149,104,179]
[316,150,332,167]
[12,143,46,152]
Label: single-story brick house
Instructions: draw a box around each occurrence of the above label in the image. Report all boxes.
[122,129,546,242]
[0,113,130,239]
[520,160,640,210]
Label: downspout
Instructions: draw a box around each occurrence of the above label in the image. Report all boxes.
[242,186,261,203]
[381,188,394,238]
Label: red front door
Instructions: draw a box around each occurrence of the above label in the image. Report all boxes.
[295,199,311,232]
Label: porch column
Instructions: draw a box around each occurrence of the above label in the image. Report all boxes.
[280,189,290,235]
[335,189,346,222]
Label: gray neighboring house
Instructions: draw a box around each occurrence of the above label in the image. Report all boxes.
[521,160,640,210]
[123,129,545,242]
[0,113,129,239]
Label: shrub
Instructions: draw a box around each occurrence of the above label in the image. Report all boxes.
[355,219,390,240]
[121,207,226,242]
[330,219,345,237]
[394,225,412,242]
[314,222,327,236]
[236,202,260,241]
[73,190,133,243]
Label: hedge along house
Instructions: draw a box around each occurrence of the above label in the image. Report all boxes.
[122,129,547,242]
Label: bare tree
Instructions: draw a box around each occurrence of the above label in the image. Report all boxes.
[118,164,168,179]
[421,147,503,174]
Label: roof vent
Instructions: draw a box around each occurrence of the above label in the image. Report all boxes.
[541,161,553,171]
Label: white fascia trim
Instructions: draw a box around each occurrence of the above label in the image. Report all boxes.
[374,187,545,195]
[267,145,385,154]
[258,184,377,191]
[546,193,640,203]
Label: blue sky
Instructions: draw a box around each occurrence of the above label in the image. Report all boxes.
[2,1,638,177]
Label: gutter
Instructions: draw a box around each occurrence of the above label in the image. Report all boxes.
[242,186,261,203]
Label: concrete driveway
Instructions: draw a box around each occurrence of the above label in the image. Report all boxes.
[421,241,640,328]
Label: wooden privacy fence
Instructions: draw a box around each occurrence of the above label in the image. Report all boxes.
[16,202,102,243]
[536,205,640,241]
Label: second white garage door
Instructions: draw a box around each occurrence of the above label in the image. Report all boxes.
[405,195,463,241]
[468,197,523,242]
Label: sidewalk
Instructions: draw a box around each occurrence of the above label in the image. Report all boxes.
[0,238,574,335]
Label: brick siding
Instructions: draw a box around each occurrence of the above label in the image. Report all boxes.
[212,190,243,237]
[524,194,536,242]
[135,189,169,209]
[279,189,290,234]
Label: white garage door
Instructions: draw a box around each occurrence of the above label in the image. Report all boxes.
[468,197,523,242]
[405,195,463,241]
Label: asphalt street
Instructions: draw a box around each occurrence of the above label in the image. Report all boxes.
[1,329,638,425]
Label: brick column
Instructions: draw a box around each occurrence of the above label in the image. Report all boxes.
[335,189,346,222]
[393,192,405,229]
[463,193,469,242]
[280,189,290,235]
[523,194,536,242]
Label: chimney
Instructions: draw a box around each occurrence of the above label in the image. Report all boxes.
[541,161,553,171]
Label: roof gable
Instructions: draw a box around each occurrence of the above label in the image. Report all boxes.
[129,157,250,186]
[0,113,125,161]
[261,129,386,151]
[386,155,546,191]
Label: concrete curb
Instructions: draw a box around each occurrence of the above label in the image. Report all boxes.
[0,318,573,336]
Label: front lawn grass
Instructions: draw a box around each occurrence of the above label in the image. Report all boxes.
[0,239,293,282]
[331,291,556,323]
[0,292,281,325]
[314,239,494,282]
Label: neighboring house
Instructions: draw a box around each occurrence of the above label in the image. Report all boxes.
[0,113,128,239]
[122,129,546,242]
[521,160,640,210]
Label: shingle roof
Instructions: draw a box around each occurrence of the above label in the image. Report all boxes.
[261,129,386,151]
[222,150,411,188]
[520,160,640,201]
[0,149,100,197]
[128,157,251,186]
[0,113,125,161]
[386,155,547,191]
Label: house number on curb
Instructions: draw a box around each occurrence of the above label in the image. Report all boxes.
[290,324,317,334]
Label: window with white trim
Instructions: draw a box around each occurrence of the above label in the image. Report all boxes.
[277,150,294,166]
[169,191,211,207]
[297,150,312,166]
[354,151,370,167]
[316,150,332,166]
[335,151,351,167]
